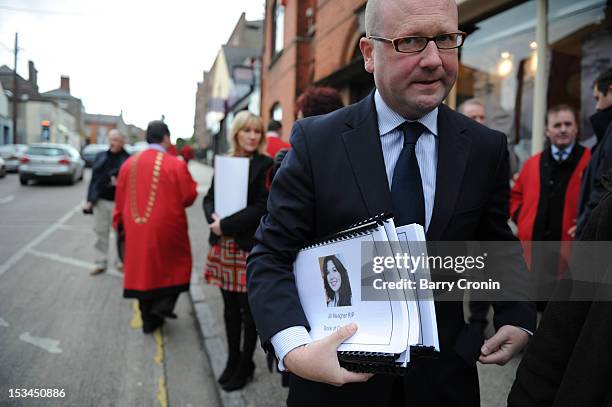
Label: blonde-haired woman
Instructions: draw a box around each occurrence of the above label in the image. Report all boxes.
[203,110,273,391]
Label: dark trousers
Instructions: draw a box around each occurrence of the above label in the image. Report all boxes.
[287,351,480,407]
[139,294,179,333]
[221,288,257,365]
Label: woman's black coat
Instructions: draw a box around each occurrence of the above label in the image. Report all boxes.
[203,153,273,252]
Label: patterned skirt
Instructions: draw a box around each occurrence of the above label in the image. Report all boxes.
[204,236,248,293]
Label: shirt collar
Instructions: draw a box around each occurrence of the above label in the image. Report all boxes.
[148,143,167,153]
[551,142,575,157]
[374,89,438,137]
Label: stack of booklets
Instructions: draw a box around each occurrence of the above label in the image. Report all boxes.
[293,213,439,375]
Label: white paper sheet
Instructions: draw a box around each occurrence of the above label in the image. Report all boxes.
[214,156,249,218]
[293,223,410,354]
[396,224,440,352]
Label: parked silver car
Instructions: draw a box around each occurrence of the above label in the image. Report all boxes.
[0,156,5,178]
[19,143,85,185]
[0,144,28,172]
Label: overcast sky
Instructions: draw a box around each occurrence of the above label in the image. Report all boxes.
[0,0,265,141]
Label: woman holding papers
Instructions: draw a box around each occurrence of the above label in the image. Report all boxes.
[203,111,273,391]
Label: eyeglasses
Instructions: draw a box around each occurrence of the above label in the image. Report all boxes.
[367,32,466,54]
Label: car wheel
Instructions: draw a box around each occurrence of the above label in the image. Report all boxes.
[20,176,28,186]
[67,174,75,186]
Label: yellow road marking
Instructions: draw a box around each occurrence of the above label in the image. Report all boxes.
[157,377,168,407]
[154,328,167,407]
[154,328,164,365]
[130,300,143,329]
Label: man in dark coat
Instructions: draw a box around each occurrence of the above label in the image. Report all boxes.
[508,168,612,407]
[510,105,590,308]
[84,129,130,275]
[576,67,612,236]
[247,0,536,406]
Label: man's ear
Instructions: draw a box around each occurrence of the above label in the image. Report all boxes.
[359,37,375,74]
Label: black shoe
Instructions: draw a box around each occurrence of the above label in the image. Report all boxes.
[222,360,255,392]
[218,353,241,386]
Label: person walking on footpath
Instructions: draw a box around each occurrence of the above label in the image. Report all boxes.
[203,111,273,392]
[113,121,197,334]
[84,129,130,275]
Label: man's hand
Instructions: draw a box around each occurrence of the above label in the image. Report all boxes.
[284,323,373,386]
[479,325,529,365]
[210,213,223,237]
[83,202,93,214]
[568,224,577,238]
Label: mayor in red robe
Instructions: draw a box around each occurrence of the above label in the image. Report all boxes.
[113,120,198,333]
[510,105,590,308]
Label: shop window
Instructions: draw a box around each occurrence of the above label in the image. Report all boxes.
[459,0,610,161]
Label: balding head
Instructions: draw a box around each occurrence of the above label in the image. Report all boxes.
[365,0,457,36]
[108,129,125,153]
[360,0,460,119]
[458,98,486,124]
[364,0,380,36]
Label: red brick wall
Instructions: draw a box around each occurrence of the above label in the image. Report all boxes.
[314,0,365,82]
[260,0,365,140]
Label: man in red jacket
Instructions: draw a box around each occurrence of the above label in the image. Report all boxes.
[510,105,590,308]
[113,121,197,333]
[265,120,290,158]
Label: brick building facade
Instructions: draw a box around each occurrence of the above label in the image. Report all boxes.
[260,0,371,140]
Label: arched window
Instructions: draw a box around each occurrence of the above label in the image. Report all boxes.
[271,103,282,121]
[272,0,285,56]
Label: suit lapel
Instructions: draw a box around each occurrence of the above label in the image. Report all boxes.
[341,94,393,217]
[427,104,471,240]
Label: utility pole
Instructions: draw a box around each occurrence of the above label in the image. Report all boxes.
[12,33,19,144]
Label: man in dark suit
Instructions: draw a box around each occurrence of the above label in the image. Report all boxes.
[247,0,536,405]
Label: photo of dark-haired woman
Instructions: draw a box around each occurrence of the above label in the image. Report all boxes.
[320,254,352,307]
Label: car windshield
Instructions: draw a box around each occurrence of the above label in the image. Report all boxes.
[27,147,66,156]
[83,145,108,153]
[0,146,16,153]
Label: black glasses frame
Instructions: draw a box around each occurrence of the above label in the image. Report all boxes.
[367,32,467,54]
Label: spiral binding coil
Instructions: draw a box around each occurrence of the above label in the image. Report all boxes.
[301,212,393,251]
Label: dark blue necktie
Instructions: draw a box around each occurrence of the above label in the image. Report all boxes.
[391,121,426,227]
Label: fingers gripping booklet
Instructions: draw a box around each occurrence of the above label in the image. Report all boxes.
[293,214,440,375]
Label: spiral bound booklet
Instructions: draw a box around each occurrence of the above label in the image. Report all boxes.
[293,214,439,374]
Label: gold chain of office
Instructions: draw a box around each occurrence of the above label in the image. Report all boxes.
[129,152,163,224]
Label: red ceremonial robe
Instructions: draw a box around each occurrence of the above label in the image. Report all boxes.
[510,146,590,273]
[113,148,198,299]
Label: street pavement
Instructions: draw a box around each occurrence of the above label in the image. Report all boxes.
[0,161,523,407]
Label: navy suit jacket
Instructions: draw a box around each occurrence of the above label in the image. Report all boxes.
[247,93,536,406]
